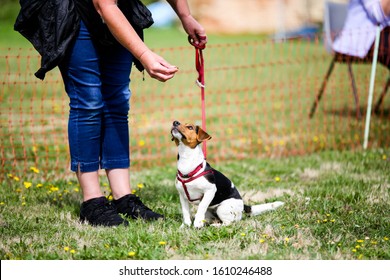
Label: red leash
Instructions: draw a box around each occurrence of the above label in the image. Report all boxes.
[188,36,207,158]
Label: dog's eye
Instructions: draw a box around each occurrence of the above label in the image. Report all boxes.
[187,126,194,130]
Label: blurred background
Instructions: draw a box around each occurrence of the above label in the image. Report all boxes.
[1,0,389,178]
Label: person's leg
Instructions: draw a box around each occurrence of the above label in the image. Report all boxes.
[59,21,127,226]
[98,43,163,220]
[98,43,133,199]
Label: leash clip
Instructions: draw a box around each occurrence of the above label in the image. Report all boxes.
[196,79,205,88]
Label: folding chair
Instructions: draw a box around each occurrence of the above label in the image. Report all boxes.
[309,1,390,119]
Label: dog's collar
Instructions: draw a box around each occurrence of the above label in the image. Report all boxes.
[176,161,214,202]
[177,161,204,178]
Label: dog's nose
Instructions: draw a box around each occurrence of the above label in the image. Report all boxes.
[173,121,180,126]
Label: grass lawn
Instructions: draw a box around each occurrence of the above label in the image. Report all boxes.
[1,149,389,260]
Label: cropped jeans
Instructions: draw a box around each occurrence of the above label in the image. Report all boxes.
[59,21,133,172]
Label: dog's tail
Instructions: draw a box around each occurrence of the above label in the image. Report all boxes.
[244,201,284,216]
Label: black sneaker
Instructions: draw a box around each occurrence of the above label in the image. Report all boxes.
[80,196,128,227]
[113,194,164,220]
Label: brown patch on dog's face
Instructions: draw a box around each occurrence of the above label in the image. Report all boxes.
[172,122,211,148]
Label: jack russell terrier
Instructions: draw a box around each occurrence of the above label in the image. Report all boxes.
[171,120,284,228]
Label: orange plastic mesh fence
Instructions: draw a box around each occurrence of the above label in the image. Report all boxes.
[1,38,389,179]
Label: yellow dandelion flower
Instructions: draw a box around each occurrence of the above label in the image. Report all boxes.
[138,140,145,147]
[284,237,289,242]
[357,240,364,243]
[36,183,43,188]
[30,166,40,173]
[128,251,136,257]
[382,155,387,160]
[355,245,361,249]
[64,247,70,252]
[0,202,5,206]
[274,177,281,182]
[70,249,76,254]
[7,173,13,178]
[131,189,137,194]
[107,195,113,201]
[326,213,331,217]
[50,186,59,192]
[137,183,144,189]
[21,202,26,206]
[352,249,357,253]
[259,239,265,243]
[384,237,389,241]
[32,146,38,153]
[14,176,20,182]
[330,219,335,223]
[159,241,166,245]
[23,181,32,189]
[323,219,328,223]
[73,188,79,193]
[240,233,246,237]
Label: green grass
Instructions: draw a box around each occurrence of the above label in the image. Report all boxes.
[1,150,389,260]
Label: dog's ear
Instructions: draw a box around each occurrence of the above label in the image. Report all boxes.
[196,126,212,142]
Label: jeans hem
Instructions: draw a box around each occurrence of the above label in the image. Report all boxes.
[70,161,100,173]
[101,159,130,170]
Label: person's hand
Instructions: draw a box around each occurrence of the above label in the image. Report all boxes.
[139,50,179,82]
[180,15,207,49]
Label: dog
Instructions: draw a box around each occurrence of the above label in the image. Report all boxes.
[171,120,284,228]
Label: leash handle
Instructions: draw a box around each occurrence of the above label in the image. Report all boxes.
[188,36,207,158]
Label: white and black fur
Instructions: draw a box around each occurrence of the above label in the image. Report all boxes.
[171,120,284,228]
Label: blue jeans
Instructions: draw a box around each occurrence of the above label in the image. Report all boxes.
[59,21,133,172]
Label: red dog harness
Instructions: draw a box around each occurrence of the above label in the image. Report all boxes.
[176,162,213,202]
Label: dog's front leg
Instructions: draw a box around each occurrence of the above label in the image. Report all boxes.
[179,193,192,227]
[194,188,216,228]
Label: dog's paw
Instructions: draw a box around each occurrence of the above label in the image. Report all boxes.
[193,219,206,228]
[271,201,284,209]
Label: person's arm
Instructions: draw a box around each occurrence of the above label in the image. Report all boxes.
[166,0,207,48]
[381,0,390,15]
[362,0,390,24]
[92,0,178,82]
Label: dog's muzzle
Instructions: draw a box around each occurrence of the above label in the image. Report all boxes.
[171,121,185,140]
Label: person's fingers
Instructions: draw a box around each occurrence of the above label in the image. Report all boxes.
[148,63,178,82]
[188,33,207,48]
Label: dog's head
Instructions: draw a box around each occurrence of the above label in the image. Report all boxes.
[171,120,211,148]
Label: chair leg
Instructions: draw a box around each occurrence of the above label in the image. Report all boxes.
[374,75,390,114]
[309,57,336,118]
[347,63,362,119]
